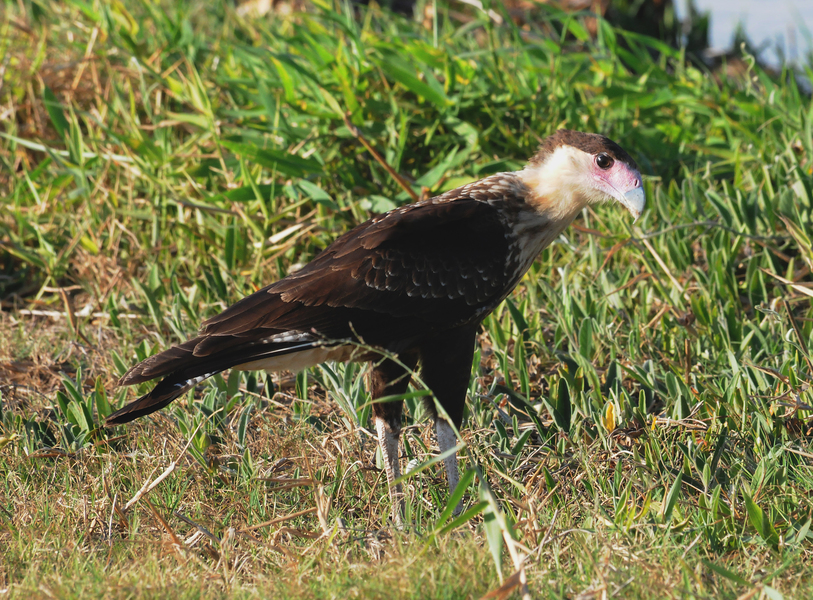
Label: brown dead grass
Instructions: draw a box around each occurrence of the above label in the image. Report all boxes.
[0,315,504,598]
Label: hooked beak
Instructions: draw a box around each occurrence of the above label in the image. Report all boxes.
[606,171,645,221]
[593,162,646,221]
[620,185,645,221]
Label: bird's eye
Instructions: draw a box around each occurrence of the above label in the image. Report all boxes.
[596,153,614,169]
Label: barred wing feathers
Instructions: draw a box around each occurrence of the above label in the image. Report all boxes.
[109,194,516,424]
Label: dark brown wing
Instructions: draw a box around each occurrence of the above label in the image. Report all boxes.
[109,194,517,425]
[199,197,513,346]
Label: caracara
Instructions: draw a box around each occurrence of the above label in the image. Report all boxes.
[108,129,645,520]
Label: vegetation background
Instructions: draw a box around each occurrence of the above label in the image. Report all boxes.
[2,0,813,597]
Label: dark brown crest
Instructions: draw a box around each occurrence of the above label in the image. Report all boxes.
[529,129,639,170]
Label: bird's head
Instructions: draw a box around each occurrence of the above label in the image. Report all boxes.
[521,130,645,221]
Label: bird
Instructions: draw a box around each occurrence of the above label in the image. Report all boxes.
[107,129,645,522]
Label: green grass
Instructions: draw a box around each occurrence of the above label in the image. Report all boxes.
[2,0,813,597]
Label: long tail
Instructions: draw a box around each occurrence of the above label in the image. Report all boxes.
[106,334,323,425]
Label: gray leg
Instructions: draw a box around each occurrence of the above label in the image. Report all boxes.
[436,417,462,515]
[374,415,404,526]
[369,354,417,527]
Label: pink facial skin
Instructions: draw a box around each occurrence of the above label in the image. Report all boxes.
[591,154,645,219]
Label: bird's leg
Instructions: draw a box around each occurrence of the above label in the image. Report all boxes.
[418,326,478,516]
[369,353,418,526]
[373,413,403,523]
[435,417,461,513]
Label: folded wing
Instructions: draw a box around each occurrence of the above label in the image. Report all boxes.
[109,195,514,424]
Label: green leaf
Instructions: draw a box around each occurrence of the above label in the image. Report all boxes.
[415,147,459,189]
[269,56,296,102]
[61,376,85,406]
[790,518,812,546]
[224,218,236,271]
[762,586,784,600]
[165,111,211,129]
[297,179,337,209]
[132,278,163,333]
[505,299,529,342]
[481,485,504,578]
[662,471,682,524]
[510,429,532,455]
[743,488,780,549]
[567,19,590,42]
[95,377,111,420]
[221,141,322,178]
[68,401,92,433]
[554,378,571,433]
[213,184,275,203]
[436,501,487,536]
[435,468,476,527]
[578,318,593,359]
[237,405,253,448]
[373,49,450,108]
[63,0,100,22]
[700,559,750,586]
[55,391,71,422]
[43,87,70,139]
